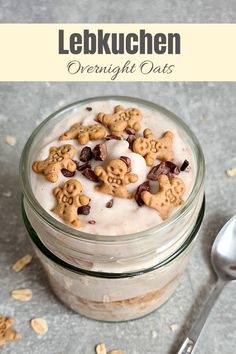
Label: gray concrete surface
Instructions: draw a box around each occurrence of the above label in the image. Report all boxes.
[1,82,236,354]
[1,2,236,354]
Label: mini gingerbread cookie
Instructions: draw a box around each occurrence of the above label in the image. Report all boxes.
[94,158,138,198]
[52,179,90,227]
[32,144,77,183]
[0,314,21,346]
[59,123,106,145]
[132,129,174,166]
[141,174,185,219]
[97,105,142,137]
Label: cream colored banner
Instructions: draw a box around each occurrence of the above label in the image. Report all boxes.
[0,24,235,81]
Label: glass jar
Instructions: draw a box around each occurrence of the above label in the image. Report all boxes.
[20,96,205,321]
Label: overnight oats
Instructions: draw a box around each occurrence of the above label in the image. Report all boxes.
[20,96,205,321]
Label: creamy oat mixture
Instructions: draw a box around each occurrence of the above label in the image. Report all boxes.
[31,100,195,235]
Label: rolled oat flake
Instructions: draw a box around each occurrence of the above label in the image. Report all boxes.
[31,318,48,335]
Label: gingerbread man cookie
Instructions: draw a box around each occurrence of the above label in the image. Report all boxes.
[97,105,142,137]
[0,314,21,346]
[141,174,185,219]
[59,123,106,145]
[52,179,90,227]
[94,158,138,198]
[132,129,174,166]
[32,144,77,183]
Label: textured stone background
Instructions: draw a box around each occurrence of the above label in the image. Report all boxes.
[1,2,236,354]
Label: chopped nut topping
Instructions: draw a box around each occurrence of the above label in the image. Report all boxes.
[126,134,136,149]
[119,156,131,173]
[105,135,122,141]
[77,162,91,171]
[105,199,113,208]
[80,146,93,162]
[135,181,150,206]
[180,159,190,172]
[77,205,91,215]
[31,318,48,335]
[96,343,107,354]
[147,162,169,180]
[61,169,76,177]
[12,255,32,272]
[81,168,99,182]
[10,288,32,302]
[93,143,107,161]
[125,128,136,135]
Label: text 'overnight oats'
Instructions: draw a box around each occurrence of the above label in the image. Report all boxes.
[31,101,194,235]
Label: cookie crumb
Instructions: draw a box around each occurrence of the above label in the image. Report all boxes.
[10,288,32,302]
[86,107,92,111]
[88,220,96,225]
[31,318,48,335]
[108,351,125,354]
[169,323,178,332]
[96,343,107,354]
[12,255,32,272]
[226,168,236,177]
[4,135,16,146]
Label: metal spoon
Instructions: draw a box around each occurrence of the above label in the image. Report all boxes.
[177,215,236,354]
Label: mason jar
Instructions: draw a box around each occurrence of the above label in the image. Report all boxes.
[20,96,205,321]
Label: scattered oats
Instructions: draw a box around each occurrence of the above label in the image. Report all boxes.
[10,288,32,302]
[169,323,178,332]
[108,351,125,354]
[12,255,33,272]
[2,190,12,197]
[96,343,107,354]
[200,113,208,121]
[4,135,16,146]
[31,318,48,335]
[151,330,158,338]
[226,168,236,177]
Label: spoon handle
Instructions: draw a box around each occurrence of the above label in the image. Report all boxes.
[177,278,226,354]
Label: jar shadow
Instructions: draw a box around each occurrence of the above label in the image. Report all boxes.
[167,211,231,354]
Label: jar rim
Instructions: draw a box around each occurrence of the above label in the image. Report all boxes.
[19,95,205,242]
[22,197,205,278]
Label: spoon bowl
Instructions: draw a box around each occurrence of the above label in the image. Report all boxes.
[211,215,236,281]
